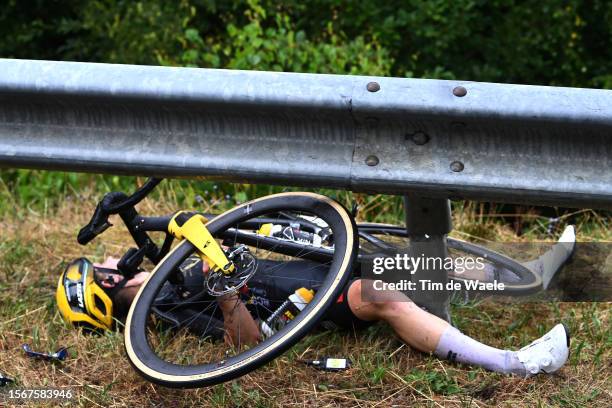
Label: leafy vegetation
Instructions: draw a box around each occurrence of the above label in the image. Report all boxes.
[0,1,610,406]
[0,0,610,223]
[1,0,611,87]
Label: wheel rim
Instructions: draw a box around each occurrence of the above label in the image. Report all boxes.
[125,193,355,387]
[356,223,542,295]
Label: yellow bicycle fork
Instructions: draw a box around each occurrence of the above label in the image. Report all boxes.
[168,211,235,274]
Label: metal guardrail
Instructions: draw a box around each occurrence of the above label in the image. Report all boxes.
[1,59,611,208]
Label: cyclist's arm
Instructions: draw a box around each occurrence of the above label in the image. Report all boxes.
[200,253,260,345]
[218,293,261,346]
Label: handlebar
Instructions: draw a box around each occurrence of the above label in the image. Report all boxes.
[77,178,163,245]
[101,178,163,214]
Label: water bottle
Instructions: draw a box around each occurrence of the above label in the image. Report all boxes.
[257,223,322,247]
[259,287,315,338]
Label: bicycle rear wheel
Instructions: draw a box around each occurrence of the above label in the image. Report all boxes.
[219,220,542,294]
[357,223,542,295]
[124,192,356,388]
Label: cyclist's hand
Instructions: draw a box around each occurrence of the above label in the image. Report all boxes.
[199,244,227,275]
[94,256,121,270]
[124,272,149,288]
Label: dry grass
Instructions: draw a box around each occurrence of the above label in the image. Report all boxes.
[0,190,610,407]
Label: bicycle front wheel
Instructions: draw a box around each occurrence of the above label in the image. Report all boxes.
[124,192,357,388]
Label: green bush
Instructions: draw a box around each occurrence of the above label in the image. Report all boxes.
[1,0,610,87]
[0,0,610,217]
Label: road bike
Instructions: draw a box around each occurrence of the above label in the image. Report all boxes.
[78,178,356,388]
[77,178,540,388]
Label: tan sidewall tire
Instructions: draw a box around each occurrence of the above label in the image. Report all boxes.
[124,192,356,388]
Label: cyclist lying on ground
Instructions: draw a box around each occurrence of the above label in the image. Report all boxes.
[57,226,575,378]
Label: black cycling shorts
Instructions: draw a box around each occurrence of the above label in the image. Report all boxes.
[246,259,374,330]
[322,278,375,330]
[152,258,374,338]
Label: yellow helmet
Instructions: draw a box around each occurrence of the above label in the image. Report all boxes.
[56,258,114,331]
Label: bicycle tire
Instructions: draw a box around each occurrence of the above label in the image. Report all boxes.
[357,223,542,295]
[124,192,357,388]
[218,221,542,295]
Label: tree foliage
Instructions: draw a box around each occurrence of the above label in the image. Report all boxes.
[1,0,610,87]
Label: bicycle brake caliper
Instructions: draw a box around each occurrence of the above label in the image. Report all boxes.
[168,211,235,274]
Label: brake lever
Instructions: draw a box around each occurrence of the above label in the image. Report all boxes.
[77,202,112,245]
[117,244,151,279]
[92,220,112,235]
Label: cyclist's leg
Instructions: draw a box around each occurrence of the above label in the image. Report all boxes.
[345,279,569,377]
[521,225,575,289]
[322,278,376,331]
[346,279,447,352]
[447,225,575,287]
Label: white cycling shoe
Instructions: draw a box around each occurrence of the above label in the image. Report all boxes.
[516,323,570,377]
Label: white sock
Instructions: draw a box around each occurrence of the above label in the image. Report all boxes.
[522,225,575,289]
[434,326,526,376]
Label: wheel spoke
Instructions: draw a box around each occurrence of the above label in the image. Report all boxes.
[126,195,354,387]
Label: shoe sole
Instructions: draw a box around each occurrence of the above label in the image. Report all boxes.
[562,323,571,348]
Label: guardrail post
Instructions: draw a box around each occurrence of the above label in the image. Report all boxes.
[404,195,452,322]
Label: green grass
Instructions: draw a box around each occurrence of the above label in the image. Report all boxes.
[0,170,610,407]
